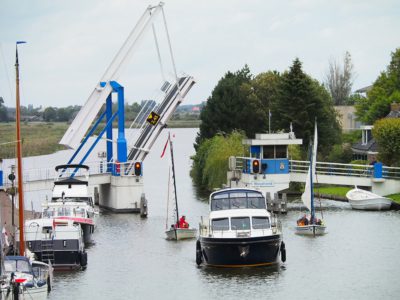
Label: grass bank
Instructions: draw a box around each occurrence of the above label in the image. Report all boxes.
[313,184,400,204]
[0,120,200,159]
[0,122,68,158]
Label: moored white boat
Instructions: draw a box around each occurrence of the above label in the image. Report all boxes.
[50,164,97,243]
[346,187,392,211]
[1,256,51,300]
[16,218,87,270]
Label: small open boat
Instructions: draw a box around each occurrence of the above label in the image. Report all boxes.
[346,187,392,210]
[295,122,326,236]
[163,133,197,240]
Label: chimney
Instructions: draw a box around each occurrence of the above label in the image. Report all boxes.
[390,102,400,112]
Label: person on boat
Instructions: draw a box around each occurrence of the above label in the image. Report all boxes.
[179,215,189,229]
[297,214,309,226]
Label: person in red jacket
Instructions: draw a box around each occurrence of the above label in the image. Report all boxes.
[179,215,189,229]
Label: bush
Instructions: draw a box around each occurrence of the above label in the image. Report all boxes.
[191,131,246,191]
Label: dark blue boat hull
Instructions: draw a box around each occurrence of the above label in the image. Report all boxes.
[199,234,282,267]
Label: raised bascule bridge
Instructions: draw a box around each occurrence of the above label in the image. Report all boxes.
[0,3,195,214]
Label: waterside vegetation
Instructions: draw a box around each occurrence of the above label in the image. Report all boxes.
[191,48,400,192]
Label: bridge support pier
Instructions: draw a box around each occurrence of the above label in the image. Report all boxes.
[98,176,145,212]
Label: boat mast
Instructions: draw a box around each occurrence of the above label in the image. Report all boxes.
[309,141,315,224]
[15,41,26,255]
[168,133,179,227]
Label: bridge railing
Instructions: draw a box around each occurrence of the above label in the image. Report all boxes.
[1,160,141,188]
[382,166,400,179]
[290,160,374,177]
[290,160,400,180]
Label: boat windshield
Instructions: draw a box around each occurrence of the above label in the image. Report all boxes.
[252,217,270,229]
[57,207,72,216]
[74,207,86,217]
[231,217,250,230]
[43,208,55,218]
[211,191,265,211]
[211,218,229,231]
[4,260,31,274]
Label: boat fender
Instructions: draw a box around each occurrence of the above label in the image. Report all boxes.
[80,251,88,268]
[196,240,203,266]
[47,276,52,292]
[280,241,286,262]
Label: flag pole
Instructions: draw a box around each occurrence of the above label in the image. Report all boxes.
[269,109,271,133]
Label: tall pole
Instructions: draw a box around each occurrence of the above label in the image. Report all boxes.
[15,41,26,256]
[168,133,179,227]
[268,109,271,134]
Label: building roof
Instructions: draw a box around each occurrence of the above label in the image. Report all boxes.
[351,138,379,154]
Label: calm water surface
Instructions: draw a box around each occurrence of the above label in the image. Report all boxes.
[5,128,400,299]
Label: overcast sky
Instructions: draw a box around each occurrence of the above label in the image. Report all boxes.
[0,0,399,108]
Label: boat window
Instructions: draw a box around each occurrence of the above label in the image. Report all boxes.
[211,218,229,231]
[4,260,31,274]
[231,217,250,230]
[212,193,229,200]
[211,198,231,211]
[43,208,54,218]
[74,208,86,217]
[252,217,270,229]
[248,197,265,209]
[231,197,247,209]
[57,207,72,216]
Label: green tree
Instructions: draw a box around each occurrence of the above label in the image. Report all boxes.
[191,131,246,191]
[373,118,400,166]
[275,58,341,155]
[252,71,282,131]
[56,108,69,122]
[43,107,57,122]
[355,48,400,124]
[196,65,266,148]
[0,97,8,122]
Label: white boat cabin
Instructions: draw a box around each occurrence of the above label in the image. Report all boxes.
[200,189,280,239]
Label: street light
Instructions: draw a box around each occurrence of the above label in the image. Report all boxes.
[8,165,16,255]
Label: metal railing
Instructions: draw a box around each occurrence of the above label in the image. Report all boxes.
[290,160,400,180]
[1,160,140,188]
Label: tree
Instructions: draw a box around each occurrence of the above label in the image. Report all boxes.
[191,131,246,191]
[196,65,267,148]
[373,118,400,166]
[275,58,341,155]
[252,71,282,132]
[0,97,8,122]
[325,51,355,105]
[355,48,400,124]
[43,107,57,122]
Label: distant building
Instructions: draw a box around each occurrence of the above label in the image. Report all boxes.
[334,106,361,132]
[351,102,400,162]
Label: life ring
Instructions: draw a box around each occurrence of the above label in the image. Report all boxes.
[196,240,203,266]
[280,241,286,262]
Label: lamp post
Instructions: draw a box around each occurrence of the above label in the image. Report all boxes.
[8,165,16,255]
[8,165,16,228]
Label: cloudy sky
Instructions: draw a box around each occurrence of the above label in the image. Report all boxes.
[0,0,399,108]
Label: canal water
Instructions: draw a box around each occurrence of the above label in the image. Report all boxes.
[4,128,400,299]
